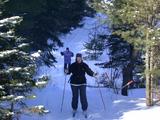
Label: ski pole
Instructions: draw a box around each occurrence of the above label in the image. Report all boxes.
[121,80,134,89]
[95,77,106,111]
[60,74,67,112]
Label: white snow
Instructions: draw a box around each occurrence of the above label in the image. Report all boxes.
[31,50,41,58]
[103,0,113,6]
[16,83,23,86]
[8,67,21,72]
[14,96,25,101]
[35,105,45,109]
[21,16,160,120]
[35,81,48,86]
[6,112,14,116]
[18,43,29,48]
[0,32,14,38]
[7,30,14,34]
[2,95,14,100]
[0,85,4,89]
[0,16,21,24]
[0,49,18,58]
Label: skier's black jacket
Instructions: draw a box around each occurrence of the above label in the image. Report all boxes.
[68,61,94,84]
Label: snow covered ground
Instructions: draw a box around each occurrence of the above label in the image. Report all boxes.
[21,15,160,120]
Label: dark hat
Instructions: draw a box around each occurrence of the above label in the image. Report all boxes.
[76,53,82,58]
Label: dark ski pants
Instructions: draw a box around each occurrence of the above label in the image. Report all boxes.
[71,85,88,111]
[64,63,71,70]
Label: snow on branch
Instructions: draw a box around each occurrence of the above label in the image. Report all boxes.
[35,76,49,88]
[35,81,48,86]
[13,96,25,101]
[0,30,15,38]
[31,50,41,58]
[0,49,18,58]
[0,85,4,90]
[18,43,29,48]
[1,95,14,100]
[0,16,22,25]
[7,67,22,72]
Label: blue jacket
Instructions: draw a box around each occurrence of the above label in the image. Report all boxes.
[61,51,74,64]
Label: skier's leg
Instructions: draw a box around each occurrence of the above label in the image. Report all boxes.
[80,85,88,111]
[68,63,71,70]
[71,85,79,110]
[64,63,67,70]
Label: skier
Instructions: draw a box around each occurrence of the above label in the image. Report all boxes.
[65,53,97,118]
[61,47,74,71]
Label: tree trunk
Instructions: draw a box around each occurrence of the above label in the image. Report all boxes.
[121,45,134,96]
[146,47,152,106]
[121,66,129,96]
[150,47,154,105]
[121,63,133,96]
[145,31,153,106]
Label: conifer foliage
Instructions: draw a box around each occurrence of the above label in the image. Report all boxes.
[84,34,106,60]
[90,0,160,105]
[2,0,94,66]
[0,2,48,119]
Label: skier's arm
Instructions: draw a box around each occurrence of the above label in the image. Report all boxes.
[84,64,95,76]
[60,51,64,56]
[71,52,74,57]
[84,63,98,77]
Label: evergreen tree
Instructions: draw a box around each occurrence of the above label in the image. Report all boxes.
[2,0,95,66]
[105,34,132,67]
[0,6,48,120]
[90,0,160,105]
[98,33,145,95]
[84,34,106,60]
[106,34,134,96]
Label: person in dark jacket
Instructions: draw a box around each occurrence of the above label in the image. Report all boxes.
[65,53,97,116]
[61,47,74,70]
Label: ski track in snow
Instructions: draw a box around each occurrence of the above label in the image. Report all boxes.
[21,15,160,120]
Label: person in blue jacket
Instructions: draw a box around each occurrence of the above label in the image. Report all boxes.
[61,47,74,70]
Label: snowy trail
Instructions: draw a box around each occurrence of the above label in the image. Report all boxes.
[22,16,160,120]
